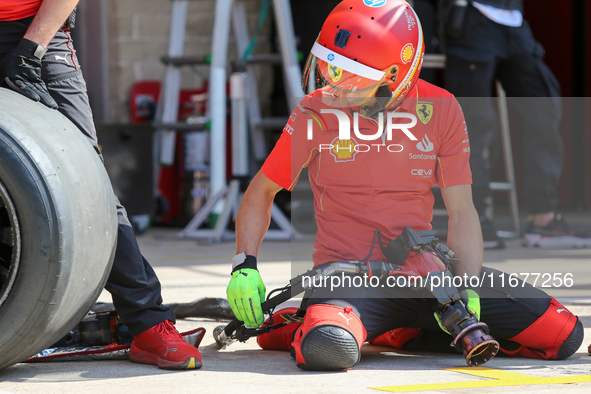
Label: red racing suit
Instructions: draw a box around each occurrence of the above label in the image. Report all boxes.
[257,79,581,363]
[262,79,471,265]
[0,0,41,21]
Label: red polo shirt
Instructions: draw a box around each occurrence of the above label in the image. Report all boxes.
[262,79,472,265]
[0,1,41,21]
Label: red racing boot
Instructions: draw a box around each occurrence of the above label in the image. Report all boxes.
[130,320,203,369]
[257,307,302,351]
[369,327,422,349]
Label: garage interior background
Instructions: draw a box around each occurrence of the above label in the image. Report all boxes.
[70,0,590,222]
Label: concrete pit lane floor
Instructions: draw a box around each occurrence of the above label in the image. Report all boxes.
[2,226,591,394]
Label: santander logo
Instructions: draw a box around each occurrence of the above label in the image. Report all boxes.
[416,134,434,152]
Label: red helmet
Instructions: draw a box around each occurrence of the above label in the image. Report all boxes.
[302,0,424,112]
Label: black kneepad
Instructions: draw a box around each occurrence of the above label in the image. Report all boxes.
[557,318,584,360]
[297,325,360,371]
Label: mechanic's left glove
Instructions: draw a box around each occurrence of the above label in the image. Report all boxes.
[0,38,58,109]
[226,253,266,328]
[460,289,481,320]
[434,289,481,335]
[434,311,451,335]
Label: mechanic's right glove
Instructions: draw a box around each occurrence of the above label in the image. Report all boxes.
[434,289,481,336]
[460,289,481,320]
[0,38,58,109]
[434,311,452,336]
[226,253,266,328]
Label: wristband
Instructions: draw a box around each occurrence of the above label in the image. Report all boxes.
[18,38,47,60]
[231,252,257,273]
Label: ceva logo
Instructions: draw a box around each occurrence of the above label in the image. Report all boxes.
[411,168,433,177]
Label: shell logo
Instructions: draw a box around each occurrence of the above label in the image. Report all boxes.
[331,137,358,162]
[401,43,414,64]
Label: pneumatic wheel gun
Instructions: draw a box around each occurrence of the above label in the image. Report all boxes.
[377,226,499,366]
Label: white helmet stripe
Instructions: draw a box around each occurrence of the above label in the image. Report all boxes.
[311,42,386,81]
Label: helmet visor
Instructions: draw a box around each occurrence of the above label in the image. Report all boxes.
[302,42,387,97]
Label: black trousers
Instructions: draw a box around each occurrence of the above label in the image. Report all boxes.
[309,266,550,346]
[308,231,550,344]
[0,17,175,336]
[443,6,563,215]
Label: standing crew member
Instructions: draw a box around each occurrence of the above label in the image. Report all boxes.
[439,0,590,249]
[0,0,202,370]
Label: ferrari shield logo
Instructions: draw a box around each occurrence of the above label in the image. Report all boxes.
[328,64,343,83]
[416,101,433,125]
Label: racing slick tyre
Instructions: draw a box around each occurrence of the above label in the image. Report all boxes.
[0,88,118,370]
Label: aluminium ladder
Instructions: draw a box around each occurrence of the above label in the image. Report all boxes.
[155,0,304,242]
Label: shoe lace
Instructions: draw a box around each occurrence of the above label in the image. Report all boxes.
[154,320,184,341]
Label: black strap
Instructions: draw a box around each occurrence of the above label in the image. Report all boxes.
[232,254,257,272]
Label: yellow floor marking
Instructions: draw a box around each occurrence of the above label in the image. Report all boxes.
[370,366,591,392]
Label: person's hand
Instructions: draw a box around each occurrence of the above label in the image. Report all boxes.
[0,38,58,109]
[460,289,481,320]
[226,254,266,327]
[434,289,480,335]
[434,310,451,335]
[227,268,266,327]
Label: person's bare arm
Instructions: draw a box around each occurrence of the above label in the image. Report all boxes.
[24,0,79,47]
[440,184,482,278]
[227,171,282,327]
[235,170,283,256]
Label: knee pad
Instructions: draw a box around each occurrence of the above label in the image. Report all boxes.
[257,307,302,351]
[557,318,584,360]
[292,304,367,371]
[500,298,582,360]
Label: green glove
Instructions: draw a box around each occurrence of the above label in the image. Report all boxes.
[226,254,266,328]
[434,289,481,335]
[434,311,452,335]
[461,289,481,320]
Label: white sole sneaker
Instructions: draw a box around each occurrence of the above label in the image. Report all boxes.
[483,239,506,250]
[523,233,591,249]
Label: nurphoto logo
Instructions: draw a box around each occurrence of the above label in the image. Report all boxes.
[307,109,418,142]
[306,109,419,155]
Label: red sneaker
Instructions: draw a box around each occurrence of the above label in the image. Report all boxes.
[257,307,302,351]
[130,320,203,370]
[369,327,421,349]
